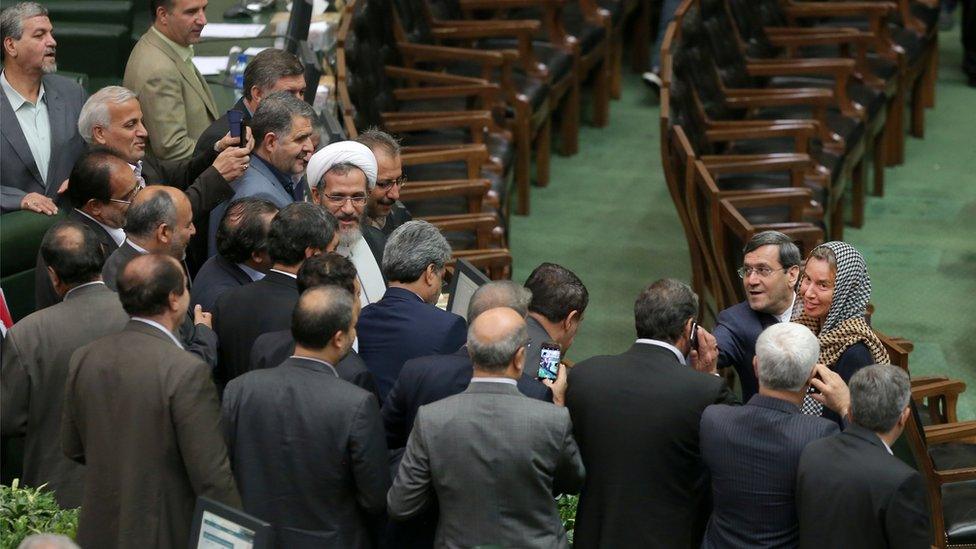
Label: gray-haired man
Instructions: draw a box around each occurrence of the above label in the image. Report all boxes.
[356,220,466,402]
[388,307,584,548]
[700,322,852,548]
[796,365,931,548]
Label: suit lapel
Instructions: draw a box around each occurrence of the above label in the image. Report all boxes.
[42,76,66,192]
[145,31,218,119]
[0,87,45,190]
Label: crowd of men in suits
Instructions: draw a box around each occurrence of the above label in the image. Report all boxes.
[1,0,936,548]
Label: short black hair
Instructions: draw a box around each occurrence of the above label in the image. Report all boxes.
[149,0,174,20]
[297,253,357,294]
[242,48,304,101]
[125,190,177,238]
[291,286,354,350]
[250,91,316,148]
[634,279,697,343]
[215,197,278,263]
[117,254,186,317]
[40,221,106,285]
[67,148,126,209]
[266,203,337,266]
[742,230,801,269]
[524,262,588,323]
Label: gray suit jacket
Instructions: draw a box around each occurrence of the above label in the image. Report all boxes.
[62,320,240,549]
[0,283,128,508]
[1,74,87,212]
[388,381,585,548]
[207,156,295,257]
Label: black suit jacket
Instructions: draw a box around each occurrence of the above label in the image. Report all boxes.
[100,242,218,366]
[34,209,121,311]
[796,425,931,549]
[700,395,839,548]
[212,270,297,389]
[356,287,467,402]
[190,254,253,312]
[714,301,778,402]
[566,343,738,549]
[248,329,380,401]
[384,346,552,450]
[221,356,389,548]
[378,202,413,236]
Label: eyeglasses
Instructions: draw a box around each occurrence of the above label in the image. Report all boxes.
[737,266,787,279]
[375,175,407,191]
[324,194,367,206]
[108,181,145,205]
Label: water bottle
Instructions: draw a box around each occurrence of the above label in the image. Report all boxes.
[231,53,248,99]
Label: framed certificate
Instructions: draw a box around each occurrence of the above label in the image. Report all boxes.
[188,497,273,549]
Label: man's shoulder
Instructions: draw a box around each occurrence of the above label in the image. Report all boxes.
[40,74,83,97]
[125,32,178,78]
[716,300,761,327]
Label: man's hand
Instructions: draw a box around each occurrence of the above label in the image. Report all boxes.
[212,130,255,181]
[193,304,213,329]
[215,126,253,153]
[57,179,70,194]
[20,192,58,215]
[542,363,569,407]
[689,326,719,375]
[809,363,851,419]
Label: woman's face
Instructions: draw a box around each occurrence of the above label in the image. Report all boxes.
[800,257,835,320]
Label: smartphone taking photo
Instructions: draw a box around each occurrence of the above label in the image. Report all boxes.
[227,109,248,149]
[537,342,561,381]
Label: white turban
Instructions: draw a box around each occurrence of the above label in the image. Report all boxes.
[305,140,378,194]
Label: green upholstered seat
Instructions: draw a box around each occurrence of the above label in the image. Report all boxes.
[50,22,132,78]
[0,211,63,321]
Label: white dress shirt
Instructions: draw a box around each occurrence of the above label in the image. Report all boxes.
[290,355,339,377]
[774,294,797,324]
[75,209,126,247]
[470,377,518,386]
[131,317,183,348]
[635,338,687,365]
[1,71,51,183]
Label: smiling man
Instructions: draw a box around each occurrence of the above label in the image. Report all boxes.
[714,231,802,401]
[124,0,217,161]
[355,128,411,235]
[1,2,87,214]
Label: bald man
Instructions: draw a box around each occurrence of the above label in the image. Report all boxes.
[100,185,218,365]
[63,254,239,549]
[388,307,585,548]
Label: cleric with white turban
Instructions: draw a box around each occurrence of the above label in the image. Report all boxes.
[305,140,378,194]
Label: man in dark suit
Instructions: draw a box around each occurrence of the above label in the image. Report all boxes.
[62,254,240,549]
[2,221,128,508]
[1,3,86,214]
[566,279,735,549]
[212,203,337,389]
[385,280,554,452]
[796,365,931,548]
[714,231,802,401]
[100,186,218,366]
[355,128,411,235]
[223,285,389,547]
[248,253,379,400]
[191,197,277,312]
[523,262,589,374]
[356,220,467,402]
[194,48,306,156]
[34,149,131,309]
[700,323,852,548]
[388,307,585,548]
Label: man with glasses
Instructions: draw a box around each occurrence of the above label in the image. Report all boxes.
[355,128,411,235]
[714,231,802,402]
[307,140,387,307]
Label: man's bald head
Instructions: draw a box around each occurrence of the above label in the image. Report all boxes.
[467,281,533,321]
[467,307,528,373]
[117,254,187,318]
[292,285,356,350]
[125,186,195,258]
[40,220,106,288]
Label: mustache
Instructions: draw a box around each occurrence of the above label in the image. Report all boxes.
[376,197,395,206]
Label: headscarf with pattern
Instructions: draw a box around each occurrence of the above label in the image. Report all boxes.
[793,241,889,416]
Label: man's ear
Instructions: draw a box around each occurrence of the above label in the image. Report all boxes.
[753,356,760,382]
[91,125,107,145]
[309,185,320,204]
[262,132,277,151]
[167,290,181,313]
[156,222,172,245]
[47,266,62,289]
[786,264,801,287]
[563,309,580,331]
[512,346,526,375]
[425,264,438,285]
[85,198,103,218]
[897,406,912,430]
[331,329,347,351]
[303,246,321,259]
[2,37,15,58]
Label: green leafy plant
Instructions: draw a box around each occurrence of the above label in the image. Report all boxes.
[557,493,578,545]
[0,480,79,549]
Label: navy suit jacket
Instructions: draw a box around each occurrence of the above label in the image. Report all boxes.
[383,345,552,450]
[191,254,253,312]
[700,395,839,548]
[356,287,467,402]
[714,301,778,402]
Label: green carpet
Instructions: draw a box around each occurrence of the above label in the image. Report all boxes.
[511,26,975,420]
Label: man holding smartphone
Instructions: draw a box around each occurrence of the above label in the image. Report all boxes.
[523,263,588,395]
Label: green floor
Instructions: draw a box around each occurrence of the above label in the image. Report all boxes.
[511,26,976,420]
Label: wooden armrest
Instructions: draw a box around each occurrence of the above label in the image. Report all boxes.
[397,42,505,67]
[724,188,814,206]
[746,58,855,76]
[767,31,875,48]
[912,380,967,400]
[924,420,976,445]
[701,153,812,174]
[419,213,499,231]
[935,468,976,483]
[401,145,488,165]
[783,2,896,18]
[725,88,834,107]
[430,22,540,39]
[706,122,817,141]
[382,112,491,136]
[392,84,499,102]
[912,375,950,386]
[459,0,563,9]
[401,179,491,201]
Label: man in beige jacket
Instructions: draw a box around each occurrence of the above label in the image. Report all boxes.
[124,0,218,161]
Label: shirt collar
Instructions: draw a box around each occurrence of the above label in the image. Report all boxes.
[252,154,295,191]
[635,338,686,365]
[269,268,297,279]
[290,355,338,377]
[774,294,797,324]
[131,317,183,349]
[151,26,194,62]
[64,280,106,300]
[126,239,150,255]
[237,263,265,282]
[0,70,45,110]
[470,377,518,386]
[75,209,126,247]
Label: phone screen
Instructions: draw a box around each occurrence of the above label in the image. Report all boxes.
[537,343,561,381]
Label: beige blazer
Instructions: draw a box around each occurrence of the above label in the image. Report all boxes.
[123,29,219,160]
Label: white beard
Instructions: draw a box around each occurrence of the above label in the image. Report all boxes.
[338,225,362,247]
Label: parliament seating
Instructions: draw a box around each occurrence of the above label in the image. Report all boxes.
[0,211,62,322]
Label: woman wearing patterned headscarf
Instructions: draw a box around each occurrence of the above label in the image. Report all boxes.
[793,241,890,425]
